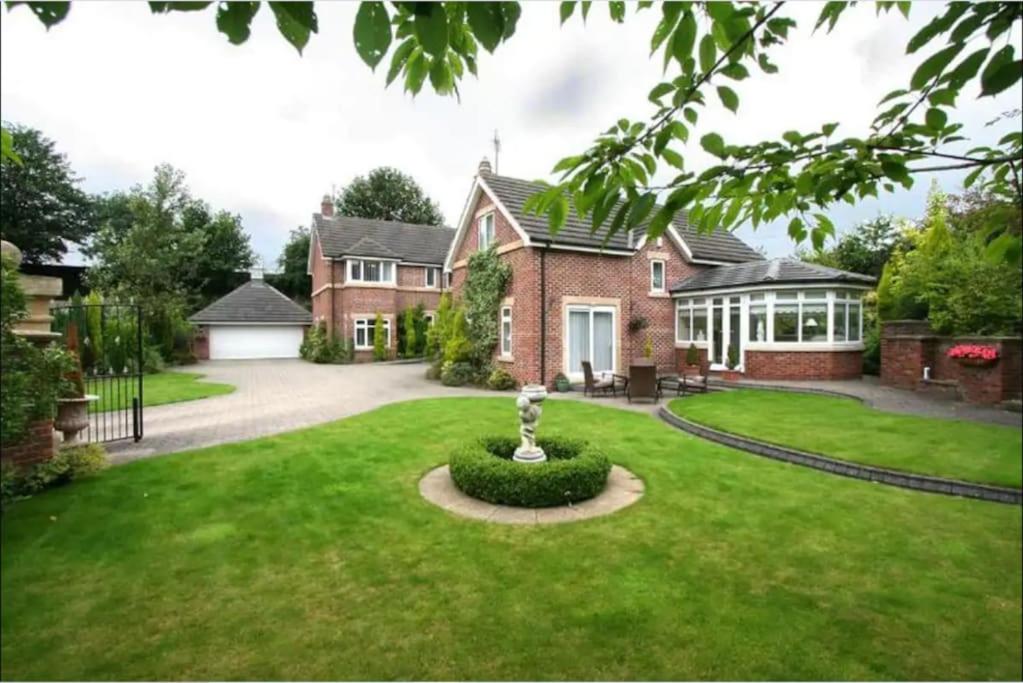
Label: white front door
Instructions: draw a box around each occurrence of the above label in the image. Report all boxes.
[566,306,616,380]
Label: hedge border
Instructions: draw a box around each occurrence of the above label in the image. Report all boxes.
[658,407,1021,505]
[449,435,612,508]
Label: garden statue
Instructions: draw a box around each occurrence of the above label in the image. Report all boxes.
[513,384,548,463]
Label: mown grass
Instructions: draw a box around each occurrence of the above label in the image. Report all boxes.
[2,398,1020,680]
[669,389,1022,488]
[88,371,234,413]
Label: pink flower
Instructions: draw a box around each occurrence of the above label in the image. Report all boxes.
[946,343,999,361]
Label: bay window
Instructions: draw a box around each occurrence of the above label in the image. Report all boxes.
[676,298,708,342]
[748,294,767,342]
[833,290,863,342]
[348,259,395,284]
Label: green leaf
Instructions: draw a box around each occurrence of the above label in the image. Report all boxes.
[559,1,575,24]
[927,88,957,106]
[385,37,416,86]
[353,2,392,69]
[698,34,716,74]
[720,62,749,80]
[550,196,569,234]
[413,3,448,57]
[717,85,738,113]
[683,108,698,125]
[500,3,520,39]
[428,56,454,94]
[216,2,259,45]
[924,107,947,131]
[980,45,1021,97]
[0,127,22,166]
[757,53,778,74]
[148,2,211,13]
[945,47,989,87]
[822,122,838,137]
[552,155,587,174]
[906,3,968,54]
[404,48,428,95]
[909,42,962,89]
[670,11,696,64]
[608,1,625,22]
[661,148,685,170]
[648,82,675,104]
[268,2,318,54]
[881,159,910,184]
[628,192,657,228]
[787,216,806,241]
[15,1,71,27]
[466,3,504,53]
[700,132,726,158]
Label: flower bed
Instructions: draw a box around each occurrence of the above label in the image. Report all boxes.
[449,435,611,507]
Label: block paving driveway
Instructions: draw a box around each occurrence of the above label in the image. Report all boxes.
[106,360,509,464]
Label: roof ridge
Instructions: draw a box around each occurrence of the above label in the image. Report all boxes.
[323,214,454,231]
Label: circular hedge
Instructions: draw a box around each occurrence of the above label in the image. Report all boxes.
[449,435,612,508]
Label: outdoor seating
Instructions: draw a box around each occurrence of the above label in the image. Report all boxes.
[582,361,628,397]
[626,363,661,403]
[682,360,710,395]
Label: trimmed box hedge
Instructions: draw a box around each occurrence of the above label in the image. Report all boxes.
[449,435,611,508]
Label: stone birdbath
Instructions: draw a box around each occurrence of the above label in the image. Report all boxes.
[513,383,548,463]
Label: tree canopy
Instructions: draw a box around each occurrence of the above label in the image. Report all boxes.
[6,1,1022,261]
[0,122,95,264]
[271,226,311,306]
[800,216,912,279]
[335,167,445,225]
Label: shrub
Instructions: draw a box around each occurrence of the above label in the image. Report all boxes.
[486,367,517,390]
[372,312,388,361]
[441,360,474,386]
[449,435,611,507]
[142,345,166,374]
[1,444,108,511]
[300,322,351,364]
[644,333,654,359]
[685,343,699,366]
[402,306,417,357]
[443,306,472,364]
[725,344,738,370]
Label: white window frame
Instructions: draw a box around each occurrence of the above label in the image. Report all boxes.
[425,267,438,288]
[500,306,512,358]
[424,312,435,326]
[650,259,666,293]
[564,304,618,381]
[443,272,452,289]
[478,212,496,250]
[347,258,396,285]
[353,317,391,350]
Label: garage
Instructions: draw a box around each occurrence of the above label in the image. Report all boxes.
[190,271,311,360]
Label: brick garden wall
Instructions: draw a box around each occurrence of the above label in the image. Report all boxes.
[880,320,1023,405]
[1,419,56,467]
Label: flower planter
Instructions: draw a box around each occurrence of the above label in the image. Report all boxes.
[956,357,997,368]
[721,370,742,382]
[55,394,98,444]
[554,375,571,392]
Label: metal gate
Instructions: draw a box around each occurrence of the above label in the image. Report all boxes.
[50,303,144,443]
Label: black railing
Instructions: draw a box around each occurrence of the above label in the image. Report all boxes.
[50,303,144,444]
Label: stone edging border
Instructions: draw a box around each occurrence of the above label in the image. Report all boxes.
[657,407,1022,505]
[419,464,645,524]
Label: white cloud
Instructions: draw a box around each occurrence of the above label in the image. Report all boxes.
[2,2,1019,266]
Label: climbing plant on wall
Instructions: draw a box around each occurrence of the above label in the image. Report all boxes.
[462,246,512,376]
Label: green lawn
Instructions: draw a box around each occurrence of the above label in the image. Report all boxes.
[668,390,1023,488]
[2,399,1020,680]
[89,371,234,413]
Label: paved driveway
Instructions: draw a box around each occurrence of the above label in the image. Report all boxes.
[107,360,507,464]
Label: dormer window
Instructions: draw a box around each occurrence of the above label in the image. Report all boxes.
[478,213,495,250]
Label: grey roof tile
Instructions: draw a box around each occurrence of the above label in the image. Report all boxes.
[480,172,763,262]
[669,258,876,293]
[190,279,312,324]
[314,214,454,264]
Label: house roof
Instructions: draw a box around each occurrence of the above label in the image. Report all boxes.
[190,279,312,324]
[670,258,876,294]
[313,214,454,264]
[479,172,763,263]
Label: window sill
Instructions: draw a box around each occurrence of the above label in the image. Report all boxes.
[648,291,669,298]
[745,341,865,352]
[674,341,710,349]
[498,355,515,363]
[342,282,397,289]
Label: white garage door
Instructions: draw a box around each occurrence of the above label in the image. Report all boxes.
[208,325,305,360]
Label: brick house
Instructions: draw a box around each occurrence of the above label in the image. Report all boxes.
[307,197,454,360]
[442,160,875,386]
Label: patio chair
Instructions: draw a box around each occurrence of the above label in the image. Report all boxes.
[657,374,685,398]
[681,360,710,395]
[582,361,628,397]
[626,363,661,403]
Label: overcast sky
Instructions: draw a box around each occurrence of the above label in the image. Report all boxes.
[2,2,1020,267]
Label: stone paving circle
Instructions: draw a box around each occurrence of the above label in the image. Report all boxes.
[419,464,644,525]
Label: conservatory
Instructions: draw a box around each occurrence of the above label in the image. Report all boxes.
[671,259,875,380]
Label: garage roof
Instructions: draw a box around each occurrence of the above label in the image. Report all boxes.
[190,279,312,324]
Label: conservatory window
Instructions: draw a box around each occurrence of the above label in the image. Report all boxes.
[675,298,708,343]
[749,293,767,342]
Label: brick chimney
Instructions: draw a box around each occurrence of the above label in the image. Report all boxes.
[478,157,492,175]
[320,194,334,217]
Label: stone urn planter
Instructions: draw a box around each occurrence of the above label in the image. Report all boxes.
[553,373,571,392]
[55,394,98,444]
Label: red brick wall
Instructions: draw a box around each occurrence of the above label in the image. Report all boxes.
[745,350,863,380]
[674,345,709,371]
[879,321,1022,404]
[450,193,522,265]
[1,419,56,466]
